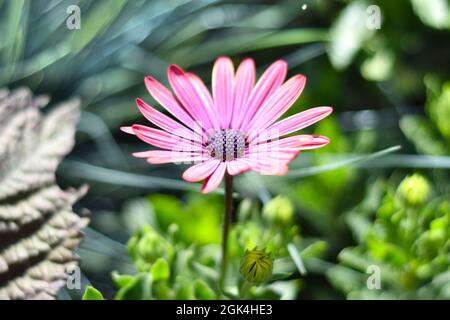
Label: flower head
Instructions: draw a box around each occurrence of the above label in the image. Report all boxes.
[122,57,332,193]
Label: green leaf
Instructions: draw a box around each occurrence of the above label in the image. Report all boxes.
[411,0,450,29]
[327,0,375,69]
[151,258,170,281]
[249,29,329,51]
[287,145,401,178]
[361,49,394,81]
[400,116,447,155]
[115,273,153,300]
[193,279,216,300]
[67,0,128,53]
[111,271,136,288]
[82,286,104,300]
[287,243,307,276]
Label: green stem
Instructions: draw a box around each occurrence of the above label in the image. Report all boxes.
[239,280,253,299]
[219,173,233,290]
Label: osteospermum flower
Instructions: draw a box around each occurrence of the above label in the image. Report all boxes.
[121,57,332,193]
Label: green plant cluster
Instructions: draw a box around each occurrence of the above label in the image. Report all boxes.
[328,174,450,299]
[83,194,327,300]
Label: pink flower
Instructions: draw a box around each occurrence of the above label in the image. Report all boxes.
[122,57,332,193]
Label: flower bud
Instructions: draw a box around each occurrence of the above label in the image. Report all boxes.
[263,196,294,225]
[240,248,273,283]
[398,174,431,206]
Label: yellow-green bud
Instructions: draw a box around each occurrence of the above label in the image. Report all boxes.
[263,196,294,224]
[240,248,273,283]
[398,174,431,206]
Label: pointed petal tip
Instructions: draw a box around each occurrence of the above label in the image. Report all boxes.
[135,98,147,109]
[120,126,135,134]
[168,64,184,75]
[315,135,331,144]
[144,76,156,85]
[320,106,333,115]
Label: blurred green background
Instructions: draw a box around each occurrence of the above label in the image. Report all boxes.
[0,0,449,299]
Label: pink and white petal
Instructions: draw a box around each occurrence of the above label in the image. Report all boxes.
[293,135,330,150]
[201,163,226,193]
[244,149,299,164]
[136,98,202,143]
[248,74,306,134]
[226,160,250,176]
[132,125,204,152]
[249,135,313,150]
[241,157,289,176]
[168,65,219,130]
[147,153,208,164]
[132,150,202,158]
[253,107,333,143]
[231,58,255,129]
[132,149,207,164]
[120,126,135,135]
[212,57,235,128]
[182,159,221,182]
[239,60,287,131]
[144,76,195,127]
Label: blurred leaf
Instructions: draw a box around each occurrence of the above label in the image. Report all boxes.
[151,258,170,281]
[287,243,307,276]
[149,194,222,245]
[361,49,394,81]
[112,271,136,288]
[249,29,329,50]
[400,116,447,155]
[115,273,152,300]
[67,0,128,53]
[327,0,375,69]
[411,0,450,29]
[82,286,104,300]
[287,145,401,177]
[1,0,26,65]
[193,279,216,300]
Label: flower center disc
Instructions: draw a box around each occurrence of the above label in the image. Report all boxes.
[206,129,246,161]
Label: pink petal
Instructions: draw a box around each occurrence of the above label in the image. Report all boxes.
[244,149,299,163]
[250,134,329,150]
[132,150,205,163]
[249,135,313,149]
[136,98,202,143]
[144,76,195,127]
[253,107,333,143]
[148,154,207,164]
[212,56,235,128]
[240,158,289,175]
[132,150,202,158]
[226,160,250,176]
[201,163,226,193]
[239,60,287,131]
[248,74,306,134]
[182,159,221,182]
[168,65,220,130]
[120,126,135,134]
[231,58,255,129]
[132,125,204,152]
[294,135,330,150]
